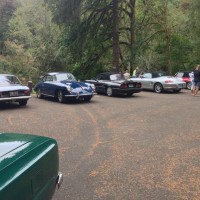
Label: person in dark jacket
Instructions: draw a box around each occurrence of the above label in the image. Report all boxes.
[193,65,200,96]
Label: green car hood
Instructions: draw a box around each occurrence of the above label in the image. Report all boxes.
[0,133,39,158]
[0,133,59,200]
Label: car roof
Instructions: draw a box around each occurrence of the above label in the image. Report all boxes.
[47,72,71,76]
[99,72,121,75]
[45,72,72,76]
[0,74,15,76]
[176,71,191,73]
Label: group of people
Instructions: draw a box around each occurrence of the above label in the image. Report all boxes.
[123,67,141,80]
[189,65,200,96]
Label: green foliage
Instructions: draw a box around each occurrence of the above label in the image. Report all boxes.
[2,0,65,81]
[1,0,200,80]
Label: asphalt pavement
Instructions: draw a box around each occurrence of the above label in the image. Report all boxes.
[0,89,199,200]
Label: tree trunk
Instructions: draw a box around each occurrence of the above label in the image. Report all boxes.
[130,0,136,75]
[112,0,120,72]
[166,27,172,75]
[163,0,172,75]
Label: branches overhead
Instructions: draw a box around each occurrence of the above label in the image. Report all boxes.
[1,0,200,80]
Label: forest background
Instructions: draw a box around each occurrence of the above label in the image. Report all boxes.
[0,0,199,82]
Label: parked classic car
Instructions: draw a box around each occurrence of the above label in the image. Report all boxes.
[0,132,63,200]
[34,72,94,103]
[129,71,186,93]
[174,71,191,89]
[85,72,142,97]
[0,74,31,106]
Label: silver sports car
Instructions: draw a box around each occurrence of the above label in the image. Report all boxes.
[129,71,186,93]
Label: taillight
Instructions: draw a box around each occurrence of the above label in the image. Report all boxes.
[136,83,142,88]
[165,80,174,83]
[24,90,30,95]
[120,84,128,89]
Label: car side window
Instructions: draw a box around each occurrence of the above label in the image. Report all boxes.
[96,74,104,80]
[143,73,152,78]
[46,75,53,82]
[184,72,189,77]
[52,75,57,81]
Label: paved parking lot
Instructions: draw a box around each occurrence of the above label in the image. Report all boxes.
[0,89,199,200]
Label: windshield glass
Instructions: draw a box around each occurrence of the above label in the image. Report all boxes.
[56,73,76,81]
[110,74,124,81]
[0,75,21,85]
[175,72,184,78]
[152,71,167,78]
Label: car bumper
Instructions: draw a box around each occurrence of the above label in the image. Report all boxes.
[56,172,63,189]
[163,83,186,90]
[64,93,93,99]
[113,88,142,94]
[0,96,32,101]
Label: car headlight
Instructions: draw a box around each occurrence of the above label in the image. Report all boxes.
[66,85,72,92]
[90,84,95,90]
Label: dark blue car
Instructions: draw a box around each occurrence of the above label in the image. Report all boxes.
[34,72,94,103]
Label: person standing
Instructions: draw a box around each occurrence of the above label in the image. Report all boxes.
[123,69,130,80]
[193,65,200,96]
[132,67,141,77]
[189,69,195,95]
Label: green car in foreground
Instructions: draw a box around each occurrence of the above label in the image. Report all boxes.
[0,133,63,200]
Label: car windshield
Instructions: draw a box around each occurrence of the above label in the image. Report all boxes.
[0,75,21,85]
[110,74,124,81]
[152,72,167,78]
[56,73,76,81]
[175,72,184,77]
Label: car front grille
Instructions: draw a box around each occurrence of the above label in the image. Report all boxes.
[0,90,25,98]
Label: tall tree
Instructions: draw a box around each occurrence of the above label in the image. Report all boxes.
[3,0,63,79]
[0,0,15,53]
[112,0,120,72]
[189,0,200,64]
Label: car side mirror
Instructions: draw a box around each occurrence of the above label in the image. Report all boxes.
[93,78,99,82]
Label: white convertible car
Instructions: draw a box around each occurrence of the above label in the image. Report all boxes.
[129,71,186,93]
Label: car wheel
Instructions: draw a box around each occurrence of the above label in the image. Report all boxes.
[19,100,27,106]
[57,90,65,103]
[84,97,92,102]
[174,89,181,93]
[186,82,191,90]
[106,87,113,97]
[154,83,163,93]
[127,93,133,97]
[36,89,43,98]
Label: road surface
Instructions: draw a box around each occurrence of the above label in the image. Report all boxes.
[0,89,199,200]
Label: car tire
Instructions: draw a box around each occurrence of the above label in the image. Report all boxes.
[127,93,133,97]
[36,89,43,98]
[174,89,181,93]
[106,87,113,97]
[57,90,65,103]
[19,100,27,106]
[154,83,163,93]
[84,97,92,102]
[186,82,191,90]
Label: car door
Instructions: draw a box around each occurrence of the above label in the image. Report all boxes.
[44,75,55,96]
[37,76,46,94]
[141,73,154,89]
[95,74,108,93]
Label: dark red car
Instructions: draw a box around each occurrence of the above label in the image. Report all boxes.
[174,71,191,89]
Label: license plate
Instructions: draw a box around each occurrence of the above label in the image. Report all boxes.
[178,84,183,88]
[10,91,18,96]
[129,84,133,88]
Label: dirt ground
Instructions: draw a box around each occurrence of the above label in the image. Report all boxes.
[0,89,199,200]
